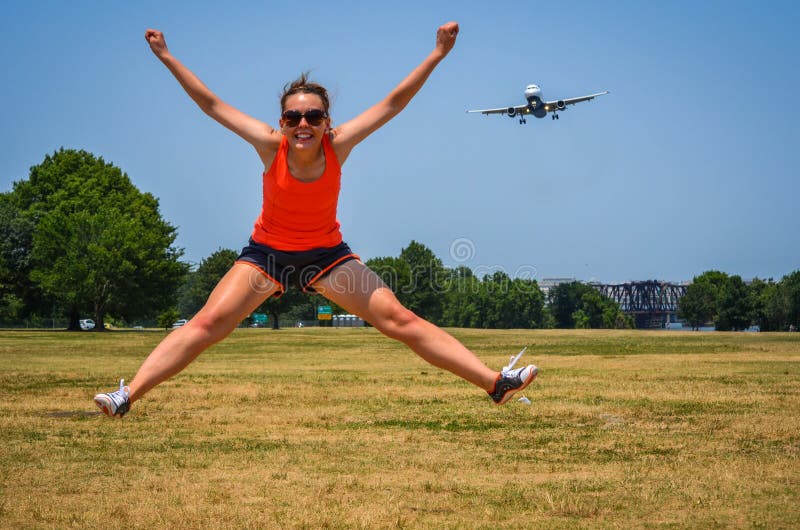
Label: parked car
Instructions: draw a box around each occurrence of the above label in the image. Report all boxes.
[172,319,188,329]
[80,319,95,330]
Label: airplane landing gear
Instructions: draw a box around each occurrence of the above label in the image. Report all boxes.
[552,113,559,120]
[519,117,527,124]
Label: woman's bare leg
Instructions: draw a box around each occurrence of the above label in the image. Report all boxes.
[312,260,499,391]
[127,263,279,403]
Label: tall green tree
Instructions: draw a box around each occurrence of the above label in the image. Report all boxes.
[442,266,481,327]
[0,196,23,321]
[0,193,46,321]
[749,272,800,331]
[398,241,447,323]
[11,149,187,330]
[365,242,446,323]
[477,272,545,329]
[678,284,713,330]
[679,270,729,330]
[781,270,800,330]
[177,248,239,317]
[571,289,606,329]
[571,288,632,329]
[548,281,594,328]
[505,276,546,328]
[748,278,782,331]
[716,275,752,331]
[365,256,411,296]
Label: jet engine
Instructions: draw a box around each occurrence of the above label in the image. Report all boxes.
[556,100,566,110]
[507,107,517,117]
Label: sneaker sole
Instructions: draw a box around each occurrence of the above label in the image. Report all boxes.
[495,365,539,406]
[93,395,117,417]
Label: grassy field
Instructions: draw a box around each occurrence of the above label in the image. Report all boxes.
[0,328,798,529]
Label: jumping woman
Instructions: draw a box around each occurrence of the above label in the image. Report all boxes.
[94,22,537,417]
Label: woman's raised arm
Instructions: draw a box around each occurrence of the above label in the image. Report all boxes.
[331,22,459,164]
[145,29,280,154]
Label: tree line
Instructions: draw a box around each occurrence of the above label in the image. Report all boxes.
[2,149,796,332]
[171,241,633,330]
[1,149,628,330]
[678,270,800,331]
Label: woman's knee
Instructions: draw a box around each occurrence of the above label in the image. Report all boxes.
[374,305,420,340]
[186,310,237,345]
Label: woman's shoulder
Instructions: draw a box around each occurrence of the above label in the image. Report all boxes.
[256,133,286,170]
[258,129,285,151]
[329,128,354,166]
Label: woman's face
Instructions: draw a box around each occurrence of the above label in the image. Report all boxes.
[280,93,330,152]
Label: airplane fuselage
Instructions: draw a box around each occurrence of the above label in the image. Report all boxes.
[524,84,541,105]
[524,85,557,118]
[468,83,608,124]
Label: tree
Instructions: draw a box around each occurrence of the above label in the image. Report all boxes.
[477,272,545,328]
[398,241,447,323]
[258,287,309,329]
[716,275,752,331]
[365,256,411,296]
[547,281,630,329]
[157,308,180,330]
[569,287,632,329]
[679,271,760,331]
[0,196,22,321]
[749,271,800,331]
[177,248,239,317]
[281,294,319,324]
[369,246,548,329]
[572,289,606,329]
[442,266,481,327]
[781,270,800,330]
[679,283,715,330]
[548,282,594,328]
[11,149,187,330]
[749,278,782,331]
[540,306,556,329]
[0,193,46,321]
[366,243,447,323]
[679,271,728,330]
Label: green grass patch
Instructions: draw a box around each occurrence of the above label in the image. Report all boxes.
[0,328,798,528]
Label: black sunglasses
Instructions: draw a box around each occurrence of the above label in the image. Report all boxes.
[281,109,328,127]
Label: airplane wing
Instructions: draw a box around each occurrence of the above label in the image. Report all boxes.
[466,104,531,116]
[544,91,609,109]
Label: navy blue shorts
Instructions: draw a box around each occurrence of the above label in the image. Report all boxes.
[236,238,359,297]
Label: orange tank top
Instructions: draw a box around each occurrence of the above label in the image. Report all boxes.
[251,134,343,251]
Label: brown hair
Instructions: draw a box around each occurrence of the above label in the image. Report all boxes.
[280,72,330,114]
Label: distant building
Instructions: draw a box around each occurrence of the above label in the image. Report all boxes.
[539,277,577,298]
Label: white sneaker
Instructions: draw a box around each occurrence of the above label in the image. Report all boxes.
[94,379,131,417]
[487,348,538,405]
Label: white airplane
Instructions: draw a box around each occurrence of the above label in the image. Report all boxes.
[467,84,609,124]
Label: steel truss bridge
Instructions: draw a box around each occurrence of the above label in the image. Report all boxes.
[592,280,687,328]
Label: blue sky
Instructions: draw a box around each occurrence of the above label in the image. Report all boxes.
[1,0,798,284]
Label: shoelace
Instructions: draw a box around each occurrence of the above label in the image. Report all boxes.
[501,347,527,375]
[109,379,130,407]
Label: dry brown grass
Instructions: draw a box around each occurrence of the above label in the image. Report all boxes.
[1,328,798,528]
